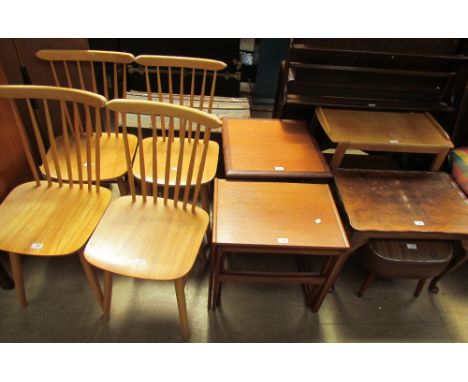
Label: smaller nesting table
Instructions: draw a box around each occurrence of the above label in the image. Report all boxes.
[209,179,349,312]
[222,118,331,180]
[316,107,454,170]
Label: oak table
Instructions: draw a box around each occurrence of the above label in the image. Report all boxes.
[209,179,349,312]
[334,169,468,292]
[316,107,454,170]
[222,118,331,180]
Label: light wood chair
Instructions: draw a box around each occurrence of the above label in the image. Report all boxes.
[133,55,226,216]
[0,85,111,307]
[84,99,222,340]
[36,49,138,194]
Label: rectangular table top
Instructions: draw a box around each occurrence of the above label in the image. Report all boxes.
[334,169,468,236]
[222,118,331,179]
[213,179,349,250]
[316,107,453,148]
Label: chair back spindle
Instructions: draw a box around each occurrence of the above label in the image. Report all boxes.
[0,85,107,192]
[106,99,222,211]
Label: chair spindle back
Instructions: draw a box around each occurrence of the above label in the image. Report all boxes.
[36,50,135,137]
[134,55,226,141]
[106,99,222,211]
[0,85,107,192]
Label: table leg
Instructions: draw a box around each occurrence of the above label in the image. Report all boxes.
[431,148,450,171]
[208,243,217,309]
[330,143,348,168]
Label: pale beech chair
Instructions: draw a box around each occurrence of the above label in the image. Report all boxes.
[0,85,111,308]
[133,55,226,215]
[84,99,222,340]
[36,49,137,194]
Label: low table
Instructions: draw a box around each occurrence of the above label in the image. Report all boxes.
[334,169,468,291]
[316,107,454,170]
[222,118,331,180]
[209,179,349,312]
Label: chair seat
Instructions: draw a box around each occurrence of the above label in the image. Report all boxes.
[41,134,137,182]
[0,181,111,256]
[362,240,453,279]
[132,137,219,186]
[84,195,209,280]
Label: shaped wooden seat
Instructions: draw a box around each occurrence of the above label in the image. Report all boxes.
[84,99,222,340]
[36,49,137,193]
[0,85,111,307]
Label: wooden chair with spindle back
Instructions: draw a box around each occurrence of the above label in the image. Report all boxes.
[36,49,137,194]
[83,99,222,340]
[133,55,226,216]
[0,85,111,308]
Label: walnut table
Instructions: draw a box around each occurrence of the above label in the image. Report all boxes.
[334,169,468,292]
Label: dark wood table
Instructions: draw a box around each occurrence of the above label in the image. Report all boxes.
[209,179,349,312]
[316,108,454,170]
[222,118,331,180]
[333,169,468,291]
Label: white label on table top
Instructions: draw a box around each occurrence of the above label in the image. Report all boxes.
[277,237,289,244]
[315,218,322,224]
[274,166,284,171]
[30,243,43,250]
[83,162,94,167]
[389,139,399,144]
[406,243,418,250]
[368,103,377,107]
[133,258,146,265]
[414,220,425,226]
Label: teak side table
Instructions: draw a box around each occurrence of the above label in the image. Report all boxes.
[209,179,349,312]
[222,118,331,180]
[316,107,454,170]
[334,169,468,291]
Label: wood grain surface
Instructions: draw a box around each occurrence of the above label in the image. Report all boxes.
[334,169,468,235]
[222,118,331,179]
[213,179,349,250]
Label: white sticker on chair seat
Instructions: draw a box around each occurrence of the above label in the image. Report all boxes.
[414,220,425,226]
[406,243,418,250]
[30,243,43,250]
[274,166,284,171]
[389,139,399,144]
[277,238,289,244]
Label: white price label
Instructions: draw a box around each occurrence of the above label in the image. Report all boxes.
[414,220,425,226]
[389,139,399,144]
[277,238,289,244]
[406,243,418,250]
[315,218,322,224]
[274,166,284,171]
[30,243,43,250]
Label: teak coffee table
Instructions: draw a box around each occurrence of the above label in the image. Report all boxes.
[209,179,349,312]
[315,107,454,170]
[222,118,331,180]
[334,169,468,291]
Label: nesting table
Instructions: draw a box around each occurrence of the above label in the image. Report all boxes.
[209,179,349,312]
[316,107,454,170]
[222,118,331,180]
[334,169,468,291]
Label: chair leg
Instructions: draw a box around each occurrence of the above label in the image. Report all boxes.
[414,279,426,298]
[174,278,189,341]
[9,253,26,307]
[103,271,113,321]
[357,272,375,297]
[117,176,127,196]
[79,250,104,311]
